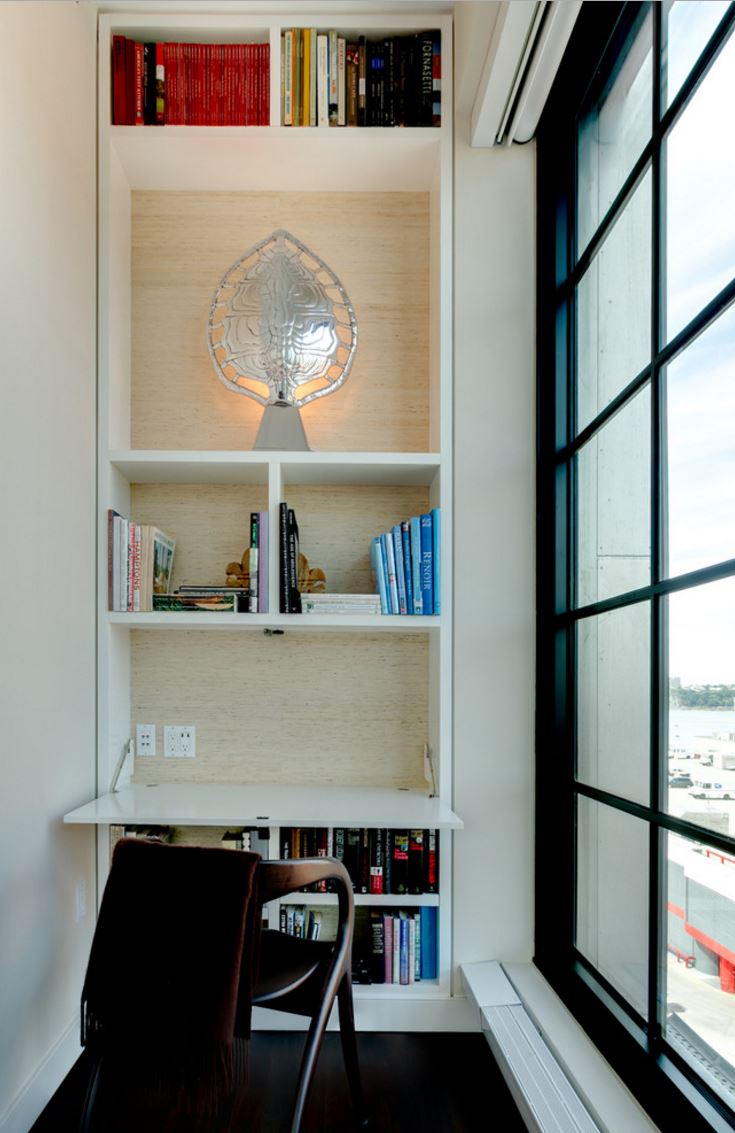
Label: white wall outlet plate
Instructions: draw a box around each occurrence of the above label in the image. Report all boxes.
[164,725,196,758]
[136,723,156,756]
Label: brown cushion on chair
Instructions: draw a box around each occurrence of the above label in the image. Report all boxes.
[80,838,260,1119]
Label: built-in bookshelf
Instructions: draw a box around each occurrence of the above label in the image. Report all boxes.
[64,7,456,1031]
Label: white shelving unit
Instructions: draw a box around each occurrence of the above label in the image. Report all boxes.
[64,6,457,1028]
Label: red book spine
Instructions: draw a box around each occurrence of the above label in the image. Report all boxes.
[236,43,245,125]
[248,42,255,124]
[134,42,144,125]
[223,43,232,126]
[111,35,126,124]
[163,42,177,124]
[125,38,136,124]
[262,42,270,125]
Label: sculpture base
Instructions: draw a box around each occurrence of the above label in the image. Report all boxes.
[254,402,311,451]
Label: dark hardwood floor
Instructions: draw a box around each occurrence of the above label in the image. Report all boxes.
[31,1031,525,1132]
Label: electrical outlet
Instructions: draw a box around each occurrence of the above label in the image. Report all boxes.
[136,723,156,756]
[164,725,196,758]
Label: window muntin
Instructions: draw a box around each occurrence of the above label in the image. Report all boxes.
[665,302,735,579]
[576,171,652,431]
[665,25,735,342]
[576,797,650,1017]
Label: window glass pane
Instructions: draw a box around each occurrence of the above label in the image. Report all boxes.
[576,386,651,608]
[667,578,735,830]
[665,26,735,341]
[577,7,652,252]
[663,0,731,109]
[577,603,650,805]
[665,833,735,1107]
[577,172,651,432]
[665,302,735,578]
[577,797,649,1017]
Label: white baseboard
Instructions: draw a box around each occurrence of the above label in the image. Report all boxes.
[0,1018,81,1133]
[461,961,660,1133]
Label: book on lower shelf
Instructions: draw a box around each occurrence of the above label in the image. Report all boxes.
[370,508,440,615]
[352,905,438,985]
[279,826,439,896]
[108,509,176,612]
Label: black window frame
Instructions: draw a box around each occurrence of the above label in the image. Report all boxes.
[535,3,735,1129]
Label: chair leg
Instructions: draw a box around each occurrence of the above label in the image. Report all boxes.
[289,998,333,1133]
[337,975,369,1127]
[79,1055,103,1133]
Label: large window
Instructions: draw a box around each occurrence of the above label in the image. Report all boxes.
[536,3,735,1128]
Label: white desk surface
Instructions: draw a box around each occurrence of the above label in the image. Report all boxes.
[64,782,463,830]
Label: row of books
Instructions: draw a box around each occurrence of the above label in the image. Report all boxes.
[111,36,270,126]
[354,907,438,984]
[152,587,253,613]
[371,508,440,615]
[280,827,439,896]
[278,904,326,941]
[281,29,440,128]
[108,509,175,612]
[111,826,271,856]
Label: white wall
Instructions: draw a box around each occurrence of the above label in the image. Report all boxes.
[0,3,97,1128]
[452,2,536,972]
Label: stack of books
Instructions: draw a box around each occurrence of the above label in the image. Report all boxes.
[353,906,438,984]
[281,28,440,127]
[370,507,440,615]
[111,35,270,125]
[301,593,381,616]
[108,509,176,612]
[280,827,439,896]
[151,587,252,613]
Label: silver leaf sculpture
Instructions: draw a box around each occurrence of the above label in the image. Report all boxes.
[208,229,358,449]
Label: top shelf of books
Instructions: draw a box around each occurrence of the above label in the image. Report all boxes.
[101,13,449,142]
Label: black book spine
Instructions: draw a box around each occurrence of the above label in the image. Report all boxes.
[279,501,290,612]
[358,827,370,893]
[383,37,395,127]
[384,829,393,894]
[370,910,386,984]
[408,828,425,894]
[419,31,433,127]
[369,827,385,894]
[391,829,410,894]
[287,507,302,613]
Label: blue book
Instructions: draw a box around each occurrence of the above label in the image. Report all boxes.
[401,521,413,615]
[419,905,437,980]
[381,532,399,614]
[431,506,441,615]
[392,524,407,614]
[409,516,423,614]
[399,913,410,985]
[420,513,433,615]
[370,536,389,613]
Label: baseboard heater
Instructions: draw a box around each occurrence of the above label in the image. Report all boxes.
[461,963,601,1133]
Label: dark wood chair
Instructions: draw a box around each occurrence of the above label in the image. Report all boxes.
[253,857,368,1131]
[78,843,367,1133]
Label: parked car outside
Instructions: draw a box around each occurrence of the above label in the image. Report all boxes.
[669,774,693,788]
